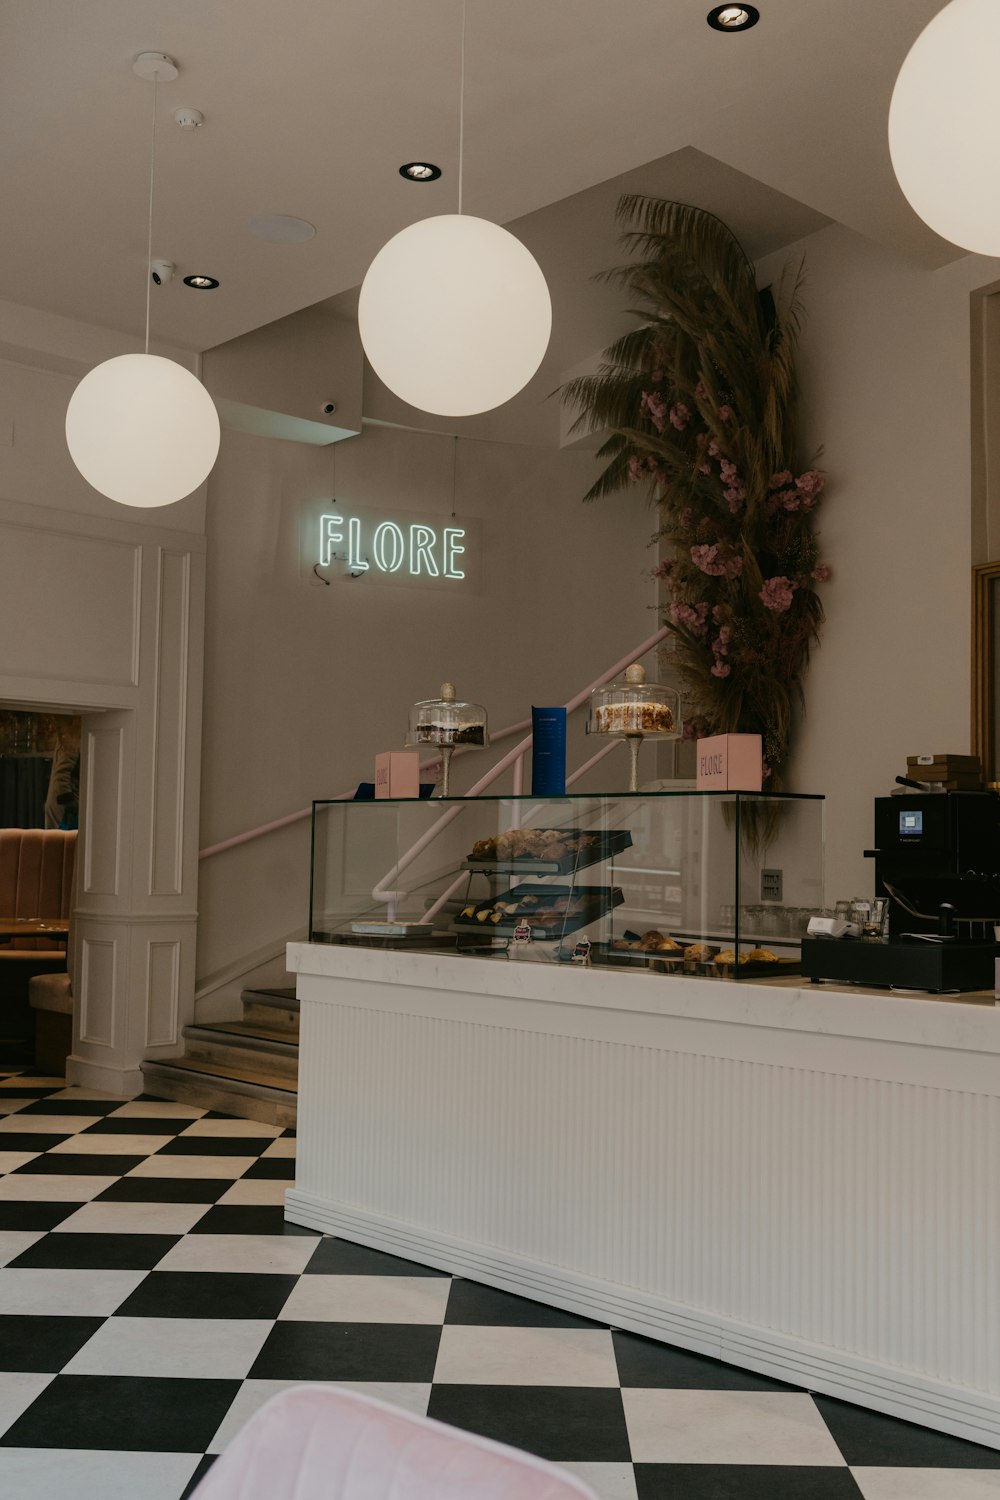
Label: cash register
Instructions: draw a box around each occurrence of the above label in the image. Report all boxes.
[801,789,1000,992]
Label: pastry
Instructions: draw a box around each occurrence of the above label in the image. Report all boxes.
[656,937,682,952]
[684,942,712,961]
[640,929,665,950]
[715,949,749,966]
[594,702,675,735]
[460,905,476,919]
[747,947,779,962]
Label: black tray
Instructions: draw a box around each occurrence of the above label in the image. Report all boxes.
[451,883,624,939]
[463,829,632,877]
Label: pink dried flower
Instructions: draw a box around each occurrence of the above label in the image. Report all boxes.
[812,563,832,582]
[769,471,793,490]
[718,405,733,423]
[670,601,710,637]
[724,486,745,515]
[651,560,674,581]
[759,576,796,613]
[711,661,731,678]
[627,456,644,482]
[781,490,801,511]
[641,390,668,433]
[691,543,723,575]
[712,604,727,625]
[651,367,665,383]
[795,469,825,498]
[707,439,721,459]
[669,402,691,431]
[697,460,711,476]
[677,507,694,532]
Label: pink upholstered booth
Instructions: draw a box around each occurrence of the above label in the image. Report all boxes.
[191,1385,599,1500]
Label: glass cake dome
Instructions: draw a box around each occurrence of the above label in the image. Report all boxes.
[406,682,489,796]
[588,664,681,790]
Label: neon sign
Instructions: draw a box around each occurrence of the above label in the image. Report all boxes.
[320,515,467,580]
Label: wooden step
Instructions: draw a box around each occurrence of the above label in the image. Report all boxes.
[241,986,300,1035]
[140,1056,297,1127]
[181,1024,298,1083]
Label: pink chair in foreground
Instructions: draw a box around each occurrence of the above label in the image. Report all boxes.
[191,1384,599,1500]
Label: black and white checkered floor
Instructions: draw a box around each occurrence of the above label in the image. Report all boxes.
[1,1070,999,1500]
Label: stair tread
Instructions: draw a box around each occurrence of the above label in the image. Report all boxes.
[143,1055,298,1095]
[242,986,298,1004]
[186,1020,298,1048]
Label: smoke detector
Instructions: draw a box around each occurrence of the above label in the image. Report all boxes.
[174,107,204,130]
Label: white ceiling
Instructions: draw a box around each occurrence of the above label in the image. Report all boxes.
[0,0,960,358]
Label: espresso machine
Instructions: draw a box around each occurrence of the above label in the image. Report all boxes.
[801,790,1000,992]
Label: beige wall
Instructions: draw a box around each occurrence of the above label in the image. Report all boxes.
[755,224,1000,899]
[195,418,658,994]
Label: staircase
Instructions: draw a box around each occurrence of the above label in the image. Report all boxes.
[140,986,299,1127]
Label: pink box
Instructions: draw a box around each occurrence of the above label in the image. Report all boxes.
[695,733,763,792]
[375,751,420,799]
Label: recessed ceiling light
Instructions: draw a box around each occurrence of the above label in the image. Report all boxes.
[183,274,219,290]
[247,213,316,244]
[399,162,442,182]
[707,4,760,30]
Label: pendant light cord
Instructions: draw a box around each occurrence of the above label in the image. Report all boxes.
[458,0,466,215]
[144,74,158,356]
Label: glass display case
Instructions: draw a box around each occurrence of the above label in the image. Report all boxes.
[309,791,824,980]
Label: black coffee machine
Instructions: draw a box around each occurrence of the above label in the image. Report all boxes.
[801,790,1000,992]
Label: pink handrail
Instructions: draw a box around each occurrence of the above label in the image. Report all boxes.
[198,625,671,863]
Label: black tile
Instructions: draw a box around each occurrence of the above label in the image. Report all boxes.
[304,1237,448,1277]
[426,1385,630,1463]
[251,1321,441,1382]
[0,1133,71,1153]
[0,1373,241,1452]
[11,1153,146,1176]
[181,1455,217,1498]
[15,1097,121,1115]
[0,1087,64,1099]
[95,1177,233,1204]
[445,1279,601,1330]
[192,1205,320,1237]
[9,1232,179,1271]
[241,1158,295,1179]
[0,1314,105,1372]
[117,1270,297,1320]
[634,1466,865,1499]
[813,1395,1000,1468]
[0,1200,78,1230]
[82,1117,189,1136]
[613,1332,797,1391]
[158,1135,277,1157]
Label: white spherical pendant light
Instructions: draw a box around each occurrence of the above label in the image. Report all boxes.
[358,214,552,417]
[889,0,1000,254]
[66,353,221,507]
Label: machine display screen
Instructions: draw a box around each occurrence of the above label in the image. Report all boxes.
[899,809,923,837]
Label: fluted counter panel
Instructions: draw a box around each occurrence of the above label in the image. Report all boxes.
[286,943,1000,1449]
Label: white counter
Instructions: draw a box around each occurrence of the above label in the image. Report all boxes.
[287,941,1000,1448]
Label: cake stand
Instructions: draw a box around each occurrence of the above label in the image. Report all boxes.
[587,663,681,792]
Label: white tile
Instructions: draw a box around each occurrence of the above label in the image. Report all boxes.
[0,1114,100,1135]
[558,1463,638,1500]
[110,1101,207,1118]
[0,1373,54,1439]
[218,1178,289,1206]
[622,1389,845,1466]
[181,1117,282,1138]
[65,1315,273,1380]
[852,1471,1000,1500]
[0,1268,146,1316]
[0,1100,33,1115]
[7,1077,69,1089]
[0,1173,116,1201]
[280,1274,452,1324]
[0,1448,202,1500]
[0,1151,40,1173]
[157,1233,317,1275]
[208,1379,432,1453]
[261,1136,296,1158]
[0,1231,45,1266]
[54,1201,211,1235]
[434,1327,619,1387]
[48,1133,173,1156]
[126,1153,255,1179]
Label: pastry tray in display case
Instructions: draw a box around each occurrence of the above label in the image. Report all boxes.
[452,884,624,939]
[463,828,633,876]
[593,934,801,978]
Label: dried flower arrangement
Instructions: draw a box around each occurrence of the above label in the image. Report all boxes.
[562,196,829,787]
